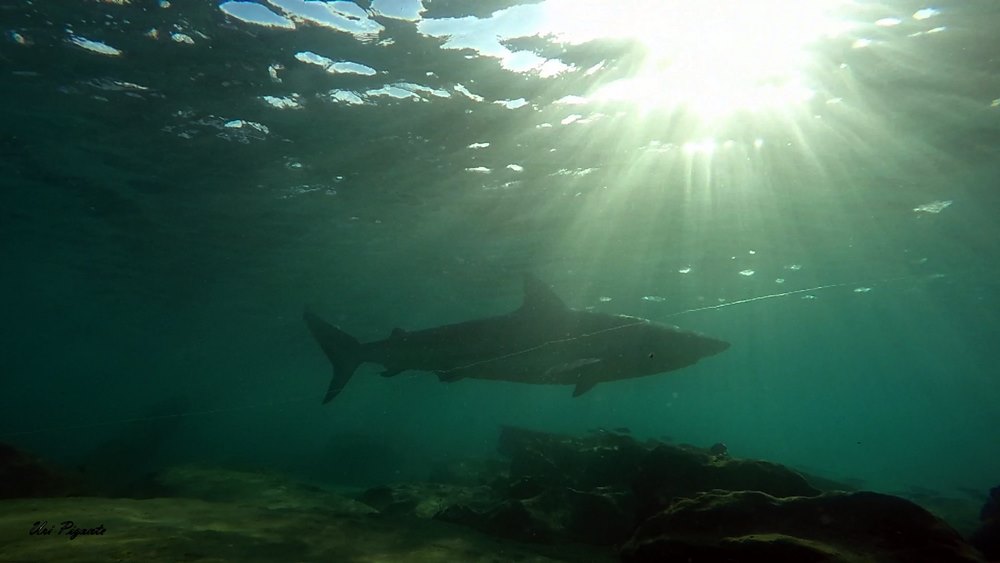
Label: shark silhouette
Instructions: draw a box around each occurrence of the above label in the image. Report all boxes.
[304,275,729,403]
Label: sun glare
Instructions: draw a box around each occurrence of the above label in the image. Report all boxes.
[544,0,847,117]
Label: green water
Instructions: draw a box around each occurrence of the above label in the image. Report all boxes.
[1,0,998,504]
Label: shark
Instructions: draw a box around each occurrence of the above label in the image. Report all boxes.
[303,275,729,403]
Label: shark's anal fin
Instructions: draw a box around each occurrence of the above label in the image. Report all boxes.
[437,371,466,383]
[572,380,598,397]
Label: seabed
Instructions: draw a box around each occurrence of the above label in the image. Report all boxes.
[1,427,993,562]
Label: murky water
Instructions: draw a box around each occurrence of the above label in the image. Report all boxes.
[2,0,998,538]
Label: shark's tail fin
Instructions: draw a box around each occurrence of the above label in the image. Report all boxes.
[303,310,364,404]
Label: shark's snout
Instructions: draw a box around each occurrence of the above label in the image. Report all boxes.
[702,337,730,357]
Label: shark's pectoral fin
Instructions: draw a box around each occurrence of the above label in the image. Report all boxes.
[572,380,598,397]
[437,371,466,383]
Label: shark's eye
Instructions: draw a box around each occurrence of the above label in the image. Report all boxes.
[648,353,655,359]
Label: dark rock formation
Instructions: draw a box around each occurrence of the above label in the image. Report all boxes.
[428,457,508,487]
[353,426,984,562]
[361,427,825,547]
[530,486,634,545]
[621,490,986,563]
[499,425,649,490]
[0,442,84,498]
[438,499,553,543]
[970,485,1000,560]
[633,443,821,519]
[76,395,189,497]
[357,481,494,518]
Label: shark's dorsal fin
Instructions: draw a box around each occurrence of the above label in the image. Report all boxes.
[518,274,568,315]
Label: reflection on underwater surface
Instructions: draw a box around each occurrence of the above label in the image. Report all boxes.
[1,0,1000,560]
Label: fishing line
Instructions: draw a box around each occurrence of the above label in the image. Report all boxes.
[660,273,922,319]
[439,320,650,375]
[0,272,945,439]
[440,271,943,372]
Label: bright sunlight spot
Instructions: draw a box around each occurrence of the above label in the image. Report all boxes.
[545,0,849,117]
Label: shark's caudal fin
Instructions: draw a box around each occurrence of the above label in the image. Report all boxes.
[303,310,364,404]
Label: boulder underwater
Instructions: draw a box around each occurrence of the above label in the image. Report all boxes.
[0,442,85,499]
[354,426,986,562]
[621,490,985,563]
[970,485,1000,560]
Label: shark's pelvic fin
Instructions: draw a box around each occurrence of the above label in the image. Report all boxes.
[437,371,467,383]
[518,274,568,315]
[572,380,598,397]
[303,310,364,404]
